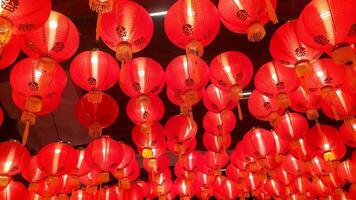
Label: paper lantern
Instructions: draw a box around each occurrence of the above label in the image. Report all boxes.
[202,151,229,171]
[215,178,241,199]
[21,156,48,183]
[248,89,285,125]
[245,172,264,191]
[165,114,197,143]
[309,156,335,177]
[289,85,322,120]
[164,0,220,56]
[166,87,205,110]
[321,88,356,121]
[274,112,309,140]
[271,167,295,185]
[337,159,356,183]
[179,151,203,173]
[311,177,331,197]
[230,144,255,170]
[203,132,231,152]
[57,174,80,195]
[70,50,120,103]
[85,136,123,172]
[292,176,311,194]
[226,164,248,183]
[70,189,93,200]
[126,95,164,125]
[0,0,51,48]
[203,84,235,113]
[142,153,170,173]
[321,170,345,189]
[70,149,92,177]
[339,118,356,147]
[0,35,22,69]
[119,57,164,97]
[243,128,276,159]
[0,140,30,187]
[112,161,140,190]
[0,180,26,200]
[203,110,236,136]
[209,51,253,120]
[281,155,306,176]
[94,186,119,200]
[78,169,103,186]
[22,11,79,71]
[167,138,196,156]
[24,191,46,200]
[100,0,153,62]
[289,138,317,161]
[173,178,194,199]
[29,176,62,198]
[264,178,286,197]
[218,0,278,42]
[270,20,322,71]
[37,141,77,176]
[75,93,119,138]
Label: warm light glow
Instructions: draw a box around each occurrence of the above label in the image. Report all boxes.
[323,143,330,150]
[47,13,59,51]
[91,51,99,87]
[268,63,279,84]
[221,54,236,84]
[137,60,146,93]
[233,0,244,9]
[34,69,42,83]
[317,3,334,44]
[335,89,347,112]
[149,11,167,16]
[49,20,58,29]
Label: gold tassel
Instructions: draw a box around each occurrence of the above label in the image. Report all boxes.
[0,175,10,187]
[89,0,113,13]
[22,121,30,145]
[264,0,278,24]
[96,14,102,41]
[246,22,266,42]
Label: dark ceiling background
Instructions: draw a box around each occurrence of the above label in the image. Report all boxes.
[0,0,342,155]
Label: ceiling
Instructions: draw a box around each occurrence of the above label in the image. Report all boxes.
[0,0,342,155]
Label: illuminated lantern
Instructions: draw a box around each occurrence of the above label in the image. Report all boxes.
[281,155,305,176]
[139,145,166,166]
[179,151,203,174]
[70,189,93,200]
[339,119,356,147]
[100,1,153,62]
[243,128,276,159]
[173,178,194,200]
[311,177,331,197]
[0,35,22,69]
[210,51,253,120]
[164,0,220,57]
[167,138,196,156]
[305,124,346,161]
[30,177,62,197]
[142,154,170,174]
[203,84,235,113]
[321,88,356,121]
[271,167,295,185]
[111,143,135,173]
[270,20,322,77]
[203,132,231,152]
[21,156,48,183]
[131,123,166,158]
[0,140,30,187]
[0,180,26,200]
[120,183,145,200]
[165,55,209,114]
[58,174,80,195]
[245,172,264,191]
[226,164,248,182]
[202,151,229,172]
[248,90,285,125]
[254,61,300,108]
[289,138,316,161]
[94,186,119,200]
[126,95,164,125]
[79,169,104,187]
[37,141,77,177]
[271,130,290,157]
[337,159,356,183]
[274,112,309,141]
[264,178,286,197]
[22,11,79,72]
[292,176,311,194]
[309,156,335,176]
[203,110,236,136]
[119,57,164,97]
[85,136,123,172]
[10,57,66,144]
[166,87,205,110]
[0,0,51,49]
[321,170,345,189]
[289,85,322,120]
[165,114,197,143]
[70,50,120,103]
[297,0,356,65]
[75,93,119,138]
[70,149,92,177]
[218,0,278,42]
[230,144,255,170]
[24,191,46,200]
[112,161,140,190]
[215,178,241,200]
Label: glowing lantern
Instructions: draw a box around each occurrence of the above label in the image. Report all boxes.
[179,151,203,173]
[209,51,253,120]
[309,156,335,176]
[248,89,285,125]
[112,143,135,172]
[218,0,278,42]
[270,167,295,185]
[70,50,120,103]
[58,174,80,195]
[292,176,311,194]
[274,112,309,141]
[226,164,248,183]
[75,93,119,138]
[70,149,92,177]
[79,169,104,187]
[203,84,235,113]
[337,159,356,183]
[215,178,241,199]
[311,177,331,197]
[166,87,205,110]
[203,132,232,152]
[167,138,196,156]
[254,61,300,108]
[305,124,346,161]
[164,0,220,57]
[281,155,305,176]
[112,160,140,190]
[142,154,170,174]
[24,191,46,200]
[0,35,22,69]
[0,140,30,187]
[165,55,209,114]
[289,138,317,161]
[264,178,286,197]
[0,180,26,200]
[202,151,229,172]
[321,170,345,189]
[165,114,197,143]
[21,156,48,183]
[243,128,276,159]
[339,118,356,147]
[245,172,264,191]
[0,0,51,49]
[270,20,322,77]
[230,144,255,170]
[70,189,93,200]
[297,0,356,65]
[94,186,119,200]
[100,1,153,62]
[203,110,236,136]
[321,88,356,121]
[29,176,62,197]
[85,136,123,172]
[119,57,164,97]
[126,95,164,125]
[289,85,322,120]
[173,178,194,200]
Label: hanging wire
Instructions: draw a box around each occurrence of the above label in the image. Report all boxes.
[51,112,60,141]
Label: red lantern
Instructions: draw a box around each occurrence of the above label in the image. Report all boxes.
[119,57,164,97]
[166,87,204,109]
[226,164,248,183]
[0,0,51,48]
[289,138,317,161]
[70,149,92,177]
[337,159,356,183]
[349,184,356,197]
[173,178,194,199]
[70,50,120,100]
[281,155,306,176]
[37,141,77,176]
[85,136,123,172]
[22,11,79,66]
[79,169,104,186]
[180,151,203,173]
[274,112,309,141]
[264,178,286,197]
[70,189,93,200]
[271,130,290,156]
[311,177,331,197]
[114,143,135,171]
[271,167,295,186]
[164,0,220,57]
[0,180,26,200]
[29,176,62,198]
[297,0,356,64]
[0,140,30,187]
[21,156,48,183]
[245,172,264,191]
[94,186,119,200]
[142,153,169,173]
[243,128,276,159]
[230,144,255,170]
[270,20,322,70]
[289,85,322,120]
[292,176,311,194]
[339,118,356,147]
[248,90,285,125]
[120,183,145,200]
[24,191,46,200]
[126,95,164,125]
[203,110,236,136]
[218,0,278,42]
[100,0,153,62]
[167,138,196,156]
[75,93,119,138]
[203,84,235,113]
[215,178,241,200]
[202,151,229,171]
[321,88,356,121]
[305,124,346,161]
[112,161,140,189]
[203,132,232,152]
[165,114,197,143]
[321,170,345,189]
[0,35,22,69]
[58,174,80,195]
[210,51,253,120]
[309,156,335,176]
